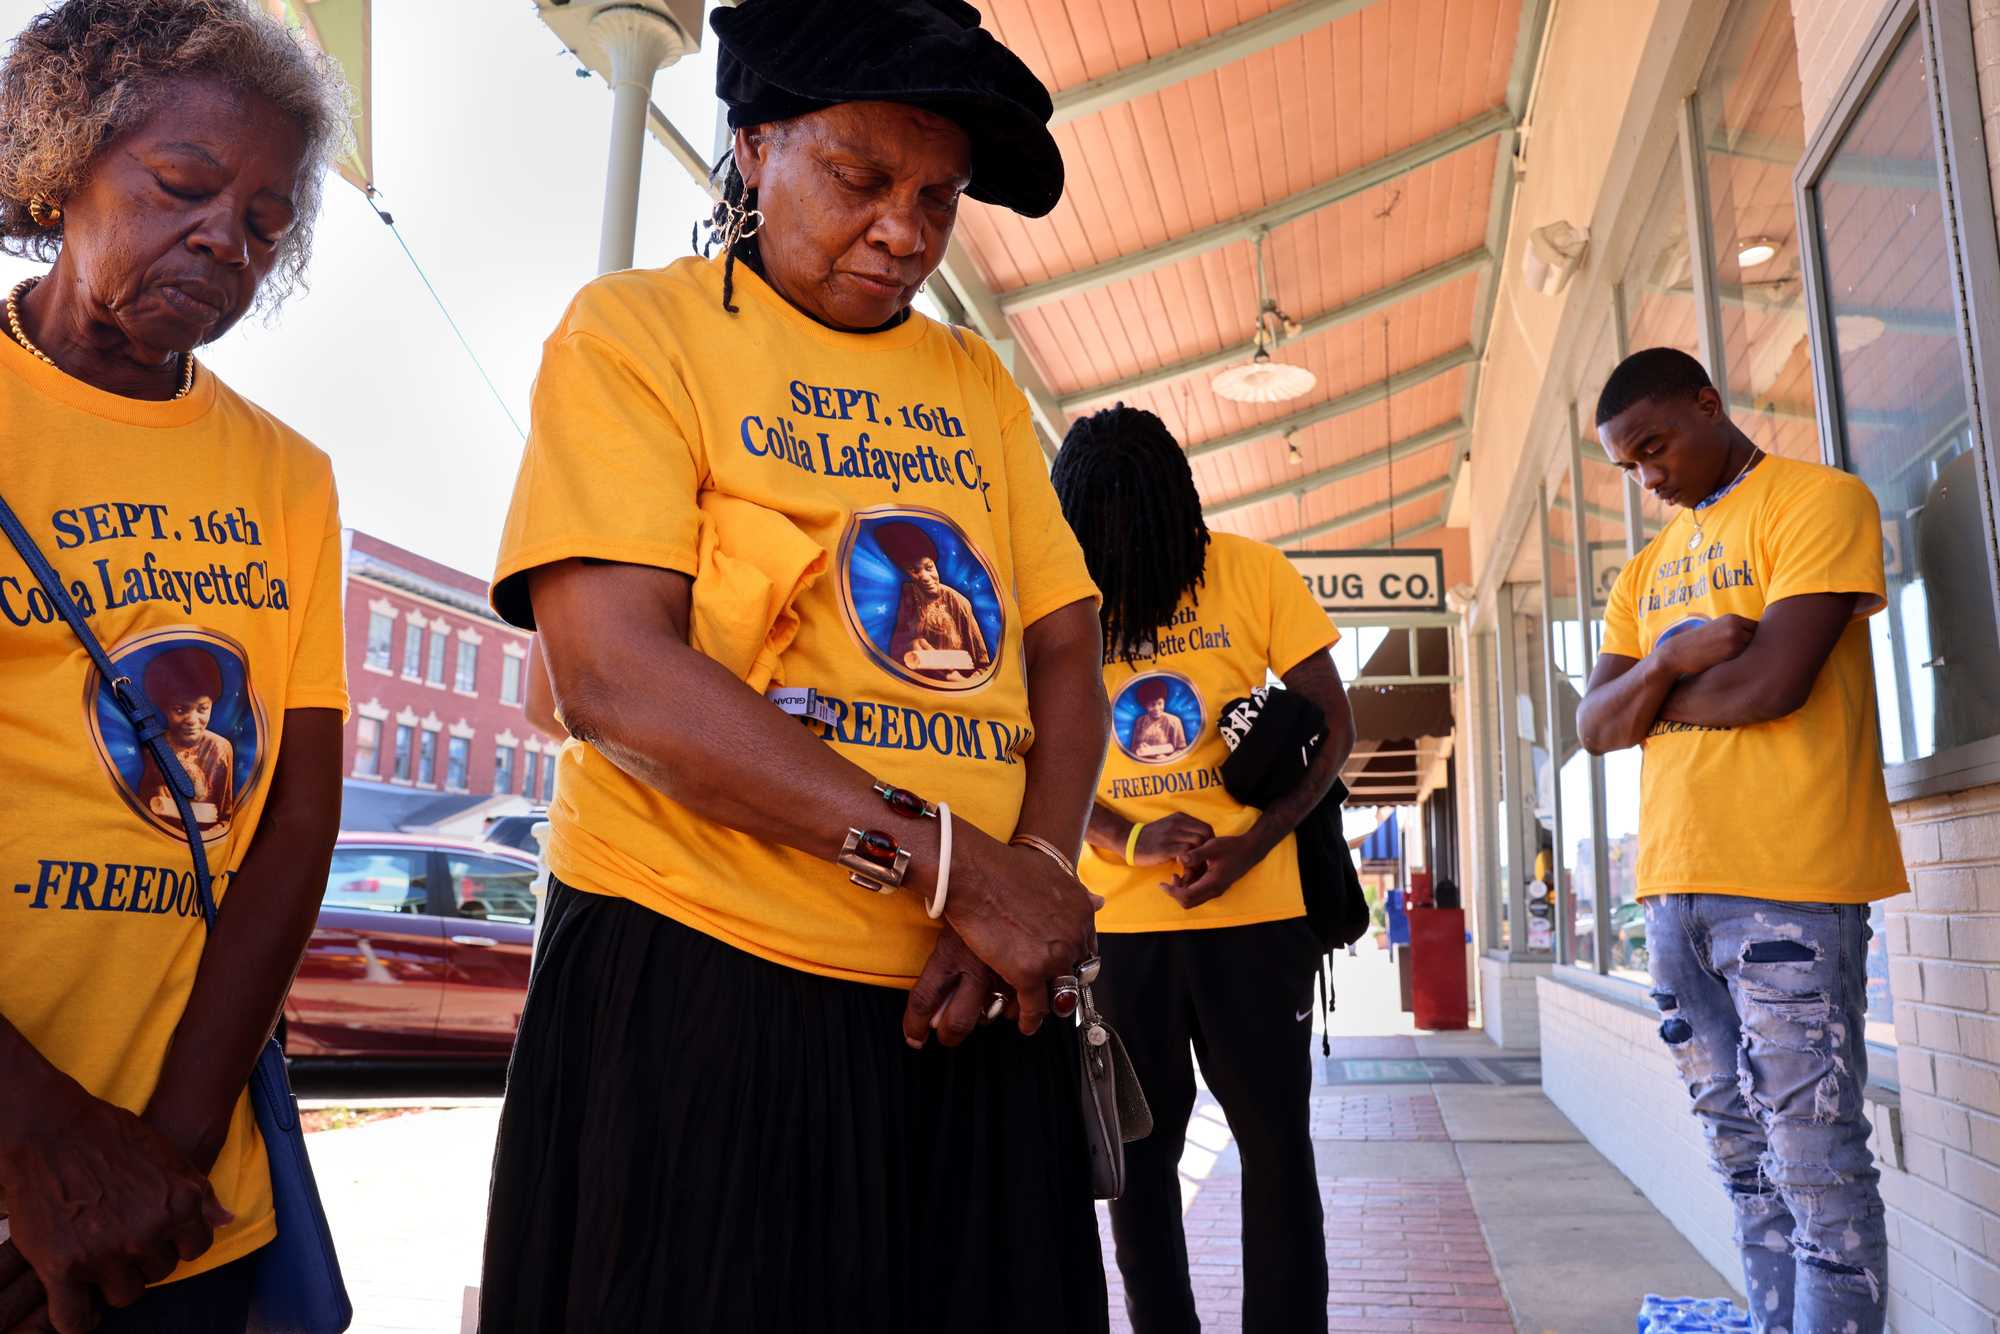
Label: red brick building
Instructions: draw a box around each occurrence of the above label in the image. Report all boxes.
[338,530,553,831]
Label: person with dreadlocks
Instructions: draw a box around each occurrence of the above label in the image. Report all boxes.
[480,0,1114,1329]
[1054,404,1356,1334]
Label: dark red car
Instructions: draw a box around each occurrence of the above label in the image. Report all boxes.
[283,832,539,1061]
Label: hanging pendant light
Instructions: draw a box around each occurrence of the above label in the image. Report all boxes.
[1213,228,1317,405]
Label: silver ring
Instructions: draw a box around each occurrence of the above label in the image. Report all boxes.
[1076,954,1101,986]
[1051,976,1081,1013]
[984,993,1007,1022]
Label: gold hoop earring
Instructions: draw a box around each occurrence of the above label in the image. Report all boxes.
[27,196,60,228]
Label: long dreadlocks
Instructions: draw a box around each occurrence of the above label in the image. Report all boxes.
[1052,404,1209,665]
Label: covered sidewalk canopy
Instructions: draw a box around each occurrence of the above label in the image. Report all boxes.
[544,0,1553,551]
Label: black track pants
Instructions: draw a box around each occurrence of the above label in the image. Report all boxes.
[1096,917,1328,1334]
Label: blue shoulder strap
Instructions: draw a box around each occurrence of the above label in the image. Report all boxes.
[0,488,219,928]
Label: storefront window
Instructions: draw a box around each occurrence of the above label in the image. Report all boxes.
[1546,471,1595,970]
[1699,0,1820,463]
[1490,632,1512,953]
[1510,589,1556,957]
[1806,23,2000,769]
[1620,161,1701,539]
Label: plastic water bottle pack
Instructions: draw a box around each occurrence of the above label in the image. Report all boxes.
[1637,1294,1755,1332]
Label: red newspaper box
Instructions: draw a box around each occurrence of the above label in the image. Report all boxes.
[1408,907,1469,1031]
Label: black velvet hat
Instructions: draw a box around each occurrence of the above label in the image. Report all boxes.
[710,0,1065,218]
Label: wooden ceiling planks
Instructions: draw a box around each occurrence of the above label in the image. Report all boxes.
[954,0,1526,531]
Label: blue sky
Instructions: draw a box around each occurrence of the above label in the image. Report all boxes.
[0,0,729,574]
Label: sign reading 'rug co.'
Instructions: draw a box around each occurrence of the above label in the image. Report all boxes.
[1284,549,1446,615]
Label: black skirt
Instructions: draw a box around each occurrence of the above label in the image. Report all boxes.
[478,879,1109,1333]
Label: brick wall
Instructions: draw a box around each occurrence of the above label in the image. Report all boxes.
[1791,0,1895,133]
[1879,782,2000,1332]
[1479,957,1548,1050]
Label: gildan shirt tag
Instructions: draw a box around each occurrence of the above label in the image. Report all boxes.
[766,685,841,727]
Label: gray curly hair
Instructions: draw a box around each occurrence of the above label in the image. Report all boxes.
[0,0,351,313]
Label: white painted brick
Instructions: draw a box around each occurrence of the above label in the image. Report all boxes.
[1940,811,2000,865]
[1966,1013,2000,1065]
[1944,1146,2000,1217]
[1925,962,1992,1011]
[1906,1090,1976,1153]
[1913,914,1956,959]
[1907,1132,1952,1188]
[1920,1004,1968,1054]
[1953,916,2000,964]
[1896,956,1929,1004]
[1931,1284,2000,1334]
[1916,868,1985,914]
[1937,1056,2000,1118]
[1903,1047,1938,1094]
[1959,1250,2000,1320]
[1973,1111,2000,1166]
[1898,1213,1965,1290]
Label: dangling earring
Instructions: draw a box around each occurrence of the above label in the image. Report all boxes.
[27,196,60,228]
[710,198,763,253]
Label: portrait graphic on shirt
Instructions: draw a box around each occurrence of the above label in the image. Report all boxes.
[840,509,1004,691]
[1112,672,1204,765]
[85,628,267,844]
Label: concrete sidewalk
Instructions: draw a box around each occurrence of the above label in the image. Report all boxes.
[302,938,1738,1332]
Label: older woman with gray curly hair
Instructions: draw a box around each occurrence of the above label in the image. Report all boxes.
[0,3,352,1332]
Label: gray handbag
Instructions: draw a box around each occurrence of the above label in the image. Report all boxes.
[1077,980,1152,1200]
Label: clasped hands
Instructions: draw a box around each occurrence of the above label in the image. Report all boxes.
[0,1074,230,1334]
[901,825,1099,1049]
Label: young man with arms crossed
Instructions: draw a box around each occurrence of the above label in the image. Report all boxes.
[1579,348,1906,1334]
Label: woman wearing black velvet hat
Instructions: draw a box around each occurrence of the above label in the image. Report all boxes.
[476,1,1113,1329]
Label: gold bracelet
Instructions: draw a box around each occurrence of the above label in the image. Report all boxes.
[1010,833,1077,879]
[1124,821,1147,865]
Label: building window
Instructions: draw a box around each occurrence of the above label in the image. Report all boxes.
[418,729,439,787]
[494,745,514,796]
[541,752,556,803]
[1619,160,1700,540]
[455,641,478,694]
[392,724,414,782]
[522,750,539,801]
[501,653,524,706]
[1697,0,1819,464]
[353,717,382,778]
[365,612,394,673]
[402,622,424,679]
[1800,13,2000,793]
[446,736,471,792]
[426,629,448,687]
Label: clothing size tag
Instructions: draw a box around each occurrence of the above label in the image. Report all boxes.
[765,686,841,727]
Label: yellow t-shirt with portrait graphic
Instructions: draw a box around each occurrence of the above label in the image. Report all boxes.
[1602,453,1905,904]
[1082,532,1341,933]
[490,256,1099,988]
[0,335,349,1282]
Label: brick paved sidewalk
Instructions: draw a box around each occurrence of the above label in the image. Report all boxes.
[1098,1083,1513,1334]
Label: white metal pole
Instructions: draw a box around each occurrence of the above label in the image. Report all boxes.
[591,7,685,276]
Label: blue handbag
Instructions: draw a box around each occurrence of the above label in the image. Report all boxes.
[0,489,353,1333]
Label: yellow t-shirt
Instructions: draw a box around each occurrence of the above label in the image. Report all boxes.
[0,336,349,1281]
[1602,454,1905,903]
[490,257,1099,987]
[1083,532,1341,932]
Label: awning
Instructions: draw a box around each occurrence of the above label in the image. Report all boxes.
[1342,626,1453,804]
[262,0,374,195]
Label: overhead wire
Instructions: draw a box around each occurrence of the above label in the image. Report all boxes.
[365,192,528,441]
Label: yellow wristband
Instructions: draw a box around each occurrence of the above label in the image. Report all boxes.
[1124,821,1147,865]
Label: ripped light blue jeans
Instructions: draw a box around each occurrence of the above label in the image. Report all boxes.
[1645,894,1886,1334]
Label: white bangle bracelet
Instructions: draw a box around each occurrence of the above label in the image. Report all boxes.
[928,801,954,920]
